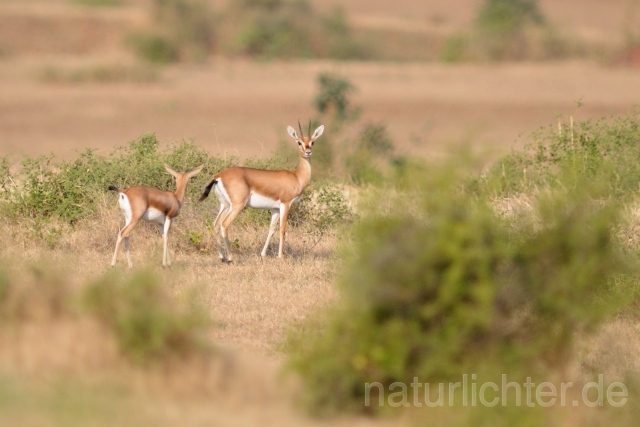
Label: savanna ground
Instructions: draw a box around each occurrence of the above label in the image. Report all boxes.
[2,0,640,425]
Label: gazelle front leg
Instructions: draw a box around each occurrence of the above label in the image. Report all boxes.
[123,236,132,268]
[162,217,172,267]
[261,208,280,258]
[278,202,291,259]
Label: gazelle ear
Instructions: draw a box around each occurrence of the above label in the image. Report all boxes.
[311,125,324,141]
[287,126,299,140]
[187,164,204,178]
[164,164,179,177]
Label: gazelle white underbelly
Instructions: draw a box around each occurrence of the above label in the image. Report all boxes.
[214,179,300,210]
[247,192,280,209]
[143,207,166,224]
[118,194,165,224]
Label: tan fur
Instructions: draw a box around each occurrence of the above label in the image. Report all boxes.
[110,164,204,267]
[200,124,324,262]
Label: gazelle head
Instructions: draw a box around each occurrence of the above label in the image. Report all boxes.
[287,120,324,159]
[164,163,204,203]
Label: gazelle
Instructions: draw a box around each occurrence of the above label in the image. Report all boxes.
[199,121,324,262]
[109,164,204,267]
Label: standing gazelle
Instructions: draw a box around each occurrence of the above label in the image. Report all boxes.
[109,164,204,267]
[199,121,324,262]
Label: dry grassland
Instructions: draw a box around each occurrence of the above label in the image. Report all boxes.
[1,0,640,425]
[1,202,639,425]
[0,199,357,426]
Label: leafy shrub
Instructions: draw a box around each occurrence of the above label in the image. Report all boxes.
[221,1,368,60]
[0,263,212,364]
[0,131,353,246]
[476,0,544,35]
[236,14,311,58]
[128,32,179,64]
[345,122,396,185]
[290,181,354,234]
[129,0,215,63]
[443,0,569,61]
[0,133,219,224]
[84,270,211,363]
[474,110,640,199]
[314,72,358,124]
[310,73,360,177]
[288,164,633,415]
[0,263,74,322]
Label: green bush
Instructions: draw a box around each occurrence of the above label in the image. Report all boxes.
[84,270,211,363]
[222,1,368,60]
[314,73,358,124]
[476,0,544,35]
[0,131,353,243]
[443,0,569,61]
[287,164,633,415]
[344,122,396,185]
[474,109,640,199]
[0,263,212,364]
[129,0,215,63]
[128,32,179,64]
[289,181,354,234]
[0,263,74,322]
[0,133,217,224]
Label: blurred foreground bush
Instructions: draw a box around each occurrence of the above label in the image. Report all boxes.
[287,163,635,415]
[85,270,211,363]
[0,264,211,364]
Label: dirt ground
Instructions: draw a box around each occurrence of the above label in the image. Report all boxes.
[1,0,640,163]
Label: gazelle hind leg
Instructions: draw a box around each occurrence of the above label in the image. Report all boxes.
[261,209,280,258]
[112,193,137,267]
[220,204,244,263]
[114,215,140,268]
[111,232,124,266]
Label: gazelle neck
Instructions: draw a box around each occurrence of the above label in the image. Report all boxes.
[174,180,189,205]
[296,154,312,187]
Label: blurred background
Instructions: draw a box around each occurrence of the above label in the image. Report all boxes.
[1,0,640,161]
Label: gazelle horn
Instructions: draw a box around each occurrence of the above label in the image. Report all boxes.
[298,119,304,138]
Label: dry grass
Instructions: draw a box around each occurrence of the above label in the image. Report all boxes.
[0,197,358,426]
[2,192,640,426]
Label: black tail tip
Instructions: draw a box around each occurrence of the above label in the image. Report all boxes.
[108,185,119,192]
[198,179,217,202]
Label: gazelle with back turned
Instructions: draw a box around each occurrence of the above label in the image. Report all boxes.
[109,164,203,267]
[199,121,324,262]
